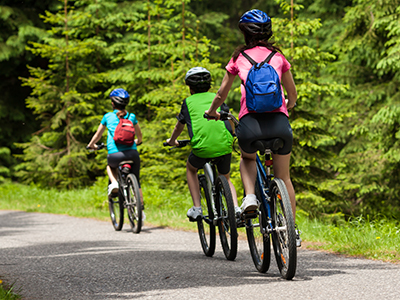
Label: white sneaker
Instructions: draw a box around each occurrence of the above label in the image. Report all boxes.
[187,206,202,221]
[240,194,259,214]
[142,211,146,221]
[108,181,119,196]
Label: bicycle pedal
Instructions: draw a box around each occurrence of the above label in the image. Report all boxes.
[188,216,202,222]
[242,211,258,219]
[236,219,246,228]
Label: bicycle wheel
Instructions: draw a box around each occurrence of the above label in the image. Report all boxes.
[197,175,216,257]
[215,175,238,261]
[270,178,297,280]
[246,180,271,272]
[108,180,124,231]
[126,174,142,234]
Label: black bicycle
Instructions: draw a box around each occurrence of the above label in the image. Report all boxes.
[89,143,143,233]
[164,140,238,260]
[207,112,297,279]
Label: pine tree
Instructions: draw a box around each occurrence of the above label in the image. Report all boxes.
[17,0,110,188]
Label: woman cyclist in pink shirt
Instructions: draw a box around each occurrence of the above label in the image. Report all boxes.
[206,9,301,246]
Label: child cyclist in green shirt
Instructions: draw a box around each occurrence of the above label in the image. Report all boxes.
[166,67,240,221]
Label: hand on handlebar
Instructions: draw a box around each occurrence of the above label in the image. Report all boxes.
[164,138,179,147]
[204,110,220,121]
[86,144,98,150]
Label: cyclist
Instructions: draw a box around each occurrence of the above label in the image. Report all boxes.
[87,88,144,213]
[205,9,301,246]
[166,67,240,221]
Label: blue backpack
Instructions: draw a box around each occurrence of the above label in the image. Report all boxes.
[241,51,282,113]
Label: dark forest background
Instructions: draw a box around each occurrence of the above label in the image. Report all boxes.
[1,0,399,219]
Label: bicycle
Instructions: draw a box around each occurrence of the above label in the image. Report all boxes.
[206,112,297,279]
[88,143,143,234]
[163,140,238,260]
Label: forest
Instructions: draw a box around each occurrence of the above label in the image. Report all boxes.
[0,0,399,220]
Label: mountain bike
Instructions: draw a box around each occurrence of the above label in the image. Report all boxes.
[88,143,143,234]
[163,140,238,260]
[206,112,297,279]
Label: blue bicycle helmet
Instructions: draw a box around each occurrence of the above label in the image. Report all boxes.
[239,9,272,38]
[110,88,130,106]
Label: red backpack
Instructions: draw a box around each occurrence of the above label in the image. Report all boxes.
[113,113,135,146]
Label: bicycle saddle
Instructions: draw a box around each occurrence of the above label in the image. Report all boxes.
[252,138,284,154]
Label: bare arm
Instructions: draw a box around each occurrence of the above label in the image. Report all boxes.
[87,124,106,149]
[134,122,142,146]
[205,71,236,119]
[281,70,297,110]
[166,121,185,146]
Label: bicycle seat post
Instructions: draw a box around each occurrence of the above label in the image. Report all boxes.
[264,149,273,177]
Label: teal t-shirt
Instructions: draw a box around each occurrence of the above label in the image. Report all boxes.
[179,92,233,158]
[101,110,138,154]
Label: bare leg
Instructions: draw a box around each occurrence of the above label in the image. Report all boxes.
[272,153,296,221]
[106,165,118,184]
[240,150,257,196]
[186,160,201,207]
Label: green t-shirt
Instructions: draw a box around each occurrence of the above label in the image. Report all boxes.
[178,92,234,158]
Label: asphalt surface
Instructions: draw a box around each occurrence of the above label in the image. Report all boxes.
[0,210,399,300]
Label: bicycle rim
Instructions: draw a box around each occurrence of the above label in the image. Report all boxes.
[216,175,238,261]
[126,174,142,234]
[246,209,271,273]
[197,176,216,257]
[270,178,297,280]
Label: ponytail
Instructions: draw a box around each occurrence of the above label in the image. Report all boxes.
[116,109,127,119]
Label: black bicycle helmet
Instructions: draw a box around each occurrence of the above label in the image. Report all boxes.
[109,88,130,106]
[238,9,272,39]
[184,67,211,86]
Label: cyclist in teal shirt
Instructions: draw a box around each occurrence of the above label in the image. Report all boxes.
[166,67,240,221]
[87,88,143,199]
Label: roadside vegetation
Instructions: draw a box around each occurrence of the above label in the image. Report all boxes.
[1,181,399,263]
[0,279,21,300]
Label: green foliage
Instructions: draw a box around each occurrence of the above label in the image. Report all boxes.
[326,0,400,217]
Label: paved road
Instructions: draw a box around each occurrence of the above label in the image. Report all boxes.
[0,210,399,300]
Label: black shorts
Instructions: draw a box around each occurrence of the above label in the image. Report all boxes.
[107,149,141,186]
[188,152,232,175]
[236,112,293,155]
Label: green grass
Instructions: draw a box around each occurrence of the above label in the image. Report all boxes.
[1,181,399,264]
[297,211,400,262]
[0,279,21,300]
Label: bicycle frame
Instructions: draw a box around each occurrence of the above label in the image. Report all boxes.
[202,162,218,226]
[254,154,272,234]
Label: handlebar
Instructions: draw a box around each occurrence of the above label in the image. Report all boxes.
[86,143,106,150]
[163,139,190,149]
[204,112,239,127]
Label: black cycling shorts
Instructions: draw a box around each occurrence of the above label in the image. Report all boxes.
[236,112,293,155]
[188,152,232,175]
[107,149,141,186]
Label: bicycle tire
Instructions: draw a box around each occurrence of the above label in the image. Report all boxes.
[246,180,271,272]
[108,180,124,231]
[126,174,142,234]
[197,175,216,257]
[270,178,297,280]
[215,175,238,261]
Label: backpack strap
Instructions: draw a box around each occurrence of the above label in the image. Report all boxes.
[241,51,257,65]
[264,51,277,64]
[241,50,277,66]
